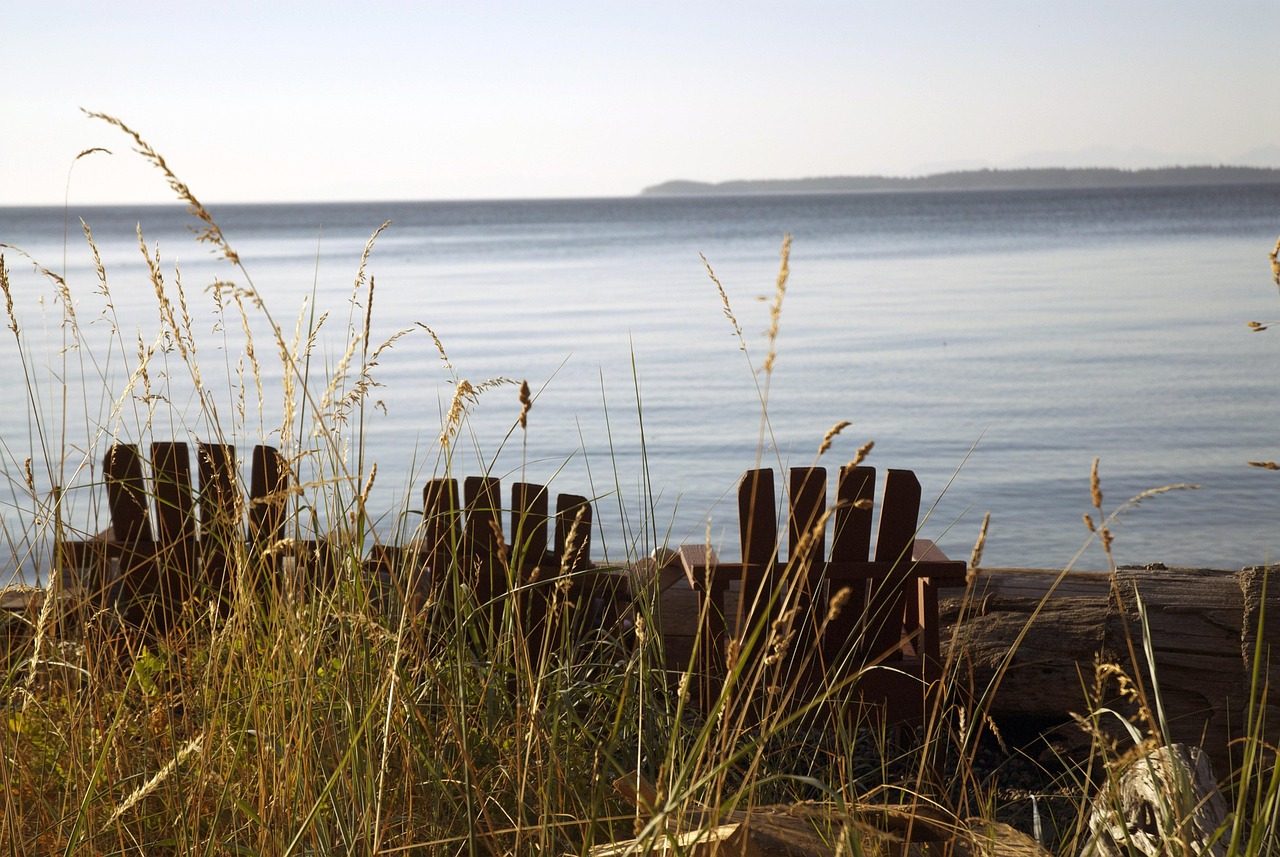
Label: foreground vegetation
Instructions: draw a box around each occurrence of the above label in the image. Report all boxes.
[1,115,1277,855]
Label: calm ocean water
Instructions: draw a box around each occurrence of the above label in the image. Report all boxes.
[2,184,1279,582]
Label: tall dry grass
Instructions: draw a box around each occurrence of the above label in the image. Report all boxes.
[0,115,1275,856]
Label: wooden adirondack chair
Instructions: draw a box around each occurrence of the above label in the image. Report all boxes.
[679,465,968,722]
[58,442,303,631]
[368,476,628,667]
[57,440,623,654]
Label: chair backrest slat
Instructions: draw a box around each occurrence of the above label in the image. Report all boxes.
[554,493,592,573]
[827,465,876,654]
[738,468,777,570]
[198,443,238,600]
[511,482,549,571]
[865,469,921,663]
[832,466,875,563]
[151,442,194,545]
[422,478,462,580]
[249,445,287,549]
[874,469,920,566]
[151,441,195,606]
[788,467,827,598]
[104,444,152,543]
[464,476,501,555]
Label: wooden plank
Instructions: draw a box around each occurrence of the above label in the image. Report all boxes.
[787,467,826,688]
[510,482,549,571]
[104,444,156,625]
[151,441,194,610]
[464,475,503,603]
[512,482,551,666]
[248,445,288,596]
[198,443,238,603]
[737,468,779,644]
[865,469,921,664]
[788,467,827,598]
[464,476,501,554]
[249,445,287,549]
[829,466,875,648]
[554,493,592,573]
[151,442,194,544]
[832,466,875,562]
[738,468,777,570]
[421,478,460,599]
[874,469,920,565]
[104,444,152,543]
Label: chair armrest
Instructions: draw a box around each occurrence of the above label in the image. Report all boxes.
[912,539,950,562]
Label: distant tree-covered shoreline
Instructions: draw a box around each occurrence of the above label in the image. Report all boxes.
[641,165,1280,196]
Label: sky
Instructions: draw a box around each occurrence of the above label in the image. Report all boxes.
[5,1,1280,205]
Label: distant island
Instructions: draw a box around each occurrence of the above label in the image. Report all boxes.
[641,166,1280,196]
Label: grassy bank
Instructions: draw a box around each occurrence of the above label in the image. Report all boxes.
[1,115,1277,855]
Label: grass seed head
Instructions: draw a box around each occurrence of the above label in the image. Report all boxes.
[847,439,875,470]
[969,511,991,576]
[825,586,852,623]
[1271,232,1280,286]
[84,110,241,264]
[519,379,532,429]
[761,233,791,375]
[1090,457,1103,510]
[0,255,16,335]
[818,420,851,455]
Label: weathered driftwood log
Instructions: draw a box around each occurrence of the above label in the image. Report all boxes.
[597,773,1051,857]
[1077,743,1227,857]
[939,566,1280,770]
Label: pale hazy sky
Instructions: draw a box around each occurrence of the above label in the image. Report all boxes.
[7,1,1279,204]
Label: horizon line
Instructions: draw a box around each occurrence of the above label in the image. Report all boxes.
[6,162,1280,209]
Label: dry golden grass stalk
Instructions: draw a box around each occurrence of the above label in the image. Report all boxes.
[1271,232,1280,286]
[1086,458,1116,558]
[818,420,850,456]
[761,233,791,375]
[847,439,875,471]
[969,511,991,574]
[1,255,16,336]
[518,379,532,429]
[231,290,264,422]
[419,324,454,372]
[355,222,391,295]
[440,377,514,446]
[825,585,853,623]
[356,462,378,522]
[441,379,477,446]
[0,247,73,337]
[84,110,241,264]
[82,221,111,301]
[1090,457,1103,510]
[702,254,744,347]
[105,734,204,825]
[319,326,363,414]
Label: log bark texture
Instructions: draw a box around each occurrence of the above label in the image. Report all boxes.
[939,566,1280,768]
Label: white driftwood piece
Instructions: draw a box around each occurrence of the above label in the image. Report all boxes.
[1079,743,1228,857]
